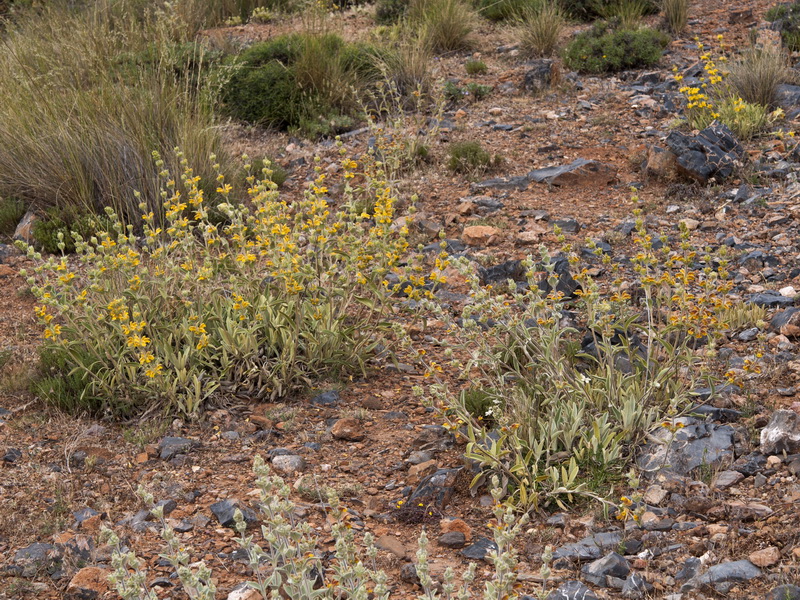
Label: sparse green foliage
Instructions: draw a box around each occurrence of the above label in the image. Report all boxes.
[518,0,566,58]
[561,0,658,21]
[0,197,24,236]
[447,141,501,175]
[465,58,488,74]
[563,21,670,74]
[766,1,800,51]
[376,0,409,23]
[475,0,529,21]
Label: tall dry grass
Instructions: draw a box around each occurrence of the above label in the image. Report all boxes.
[0,0,231,223]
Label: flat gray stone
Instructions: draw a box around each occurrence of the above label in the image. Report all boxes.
[761,410,800,454]
[637,418,735,476]
[158,436,199,461]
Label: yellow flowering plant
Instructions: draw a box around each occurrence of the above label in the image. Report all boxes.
[22,147,414,417]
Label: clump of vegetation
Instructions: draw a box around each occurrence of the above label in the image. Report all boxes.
[447,140,501,175]
[30,209,110,255]
[766,1,800,51]
[222,33,387,137]
[474,0,529,21]
[661,0,689,34]
[674,39,783,139]
[560,0,658,21]
[465,58,488,74]
[727,45,791,109]
[563,21,670,74]
[375,0,409,23]
[0,0,233,231]
[419,212,735,509]
[0,197,24,236]
[518,0,566,58]
[408,0,477,52]
[22,150,422,417]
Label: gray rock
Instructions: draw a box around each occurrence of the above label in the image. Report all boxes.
[777,84,800,109]
[271,454,305,474]
[471,176,530,192]
[438,531,466,548]
[636,418,735,476]
[622,573,653,598]
[553,218,581,234]
[523,59,555,94]
[712,470,744,489]
[12,543,60,577]
[552,531,638,566]
[545,580,599,600]
[528,158,616,187]
[581,552,630,587]
[682,560,761,592]
[665,122,744,184]
[771,307,800,335]
[738,327,759,342]
[3,447,22,463]
[311,390,340,406]
[761,410,800,454]
[731,451,767,476]
[408,467,461,509]
[767,584,800,600]
[461,537,498,561]
[407,450,434,465]
[675,557,701,581]
[749,292,796,308]
[210,500,258,529]
[158,436,199,461]
[412,426,454,453]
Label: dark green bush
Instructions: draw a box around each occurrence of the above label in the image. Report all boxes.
[561,0,657,21]
[447,140,500,174]
[465,59,488,74]
[766,2,800,51]
[563,22,669,74]
[32,346,103,415]
[31,208,110,254]
[475,0,530,21]
[223,34,387,136]
[375,0,408,23]
[0,196,25,236]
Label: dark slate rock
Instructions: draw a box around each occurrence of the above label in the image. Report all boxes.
[13,543,60,577]
[537,256,581,298]
[523,59,555,94]
[581,552,630,587]
[636,418,735,476]
[209,500,258,529]
[771,307,800,332]
[412,425,454,452]
[422,239,467,255]
[689,404,742,422]
[545,580,600,600]
[738,327,759,341]
[155,499,177,517]
[731,452,767,476]
[479,260,526,285]
[552,531,633,566]
[777,84,800,109]
[3,447,22,463]
[748,292,796,308]
[158,437,199,461]
[622,573,653,598]
[72,508,100,526]
[675,557,702,582]
[665,122,744,183]
[682,560,761,591]
[553,218,580,234]
[310,390,340,407]
[173,520,194,533]
[460,537,498,561]
[408,467,461,509]
[438,531,466,548]
[471,176,530,192]
[767,584,800,600]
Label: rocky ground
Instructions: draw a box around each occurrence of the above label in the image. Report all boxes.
[3,0,800,598]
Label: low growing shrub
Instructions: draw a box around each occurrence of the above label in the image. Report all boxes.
[465,58,488,74]
[727,45,791,109]
[561,0,657,21]
[22,150,414,417]
[475,0,530,21]
[447,140,501,175]
[375,0,408,23]
[563,21,670,74]
[409,0,477,53]
[419,213,733,508]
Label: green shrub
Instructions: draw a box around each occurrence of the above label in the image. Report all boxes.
[563,22,670,74]
[23,153,413,417]
[223,34,388,136]
[409,0,477,52]
[475,0,530,21]
[31,208,111,255]
[376,0,408,22]
[0,197,24,236]
[466,82,493,100]
[561,0,657,21]
[425,217,734,508]
[766,1,800,51]
[447,140,500,175]
[465,58,488,74]
[32,346,101,415]
[518,0,565,58]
